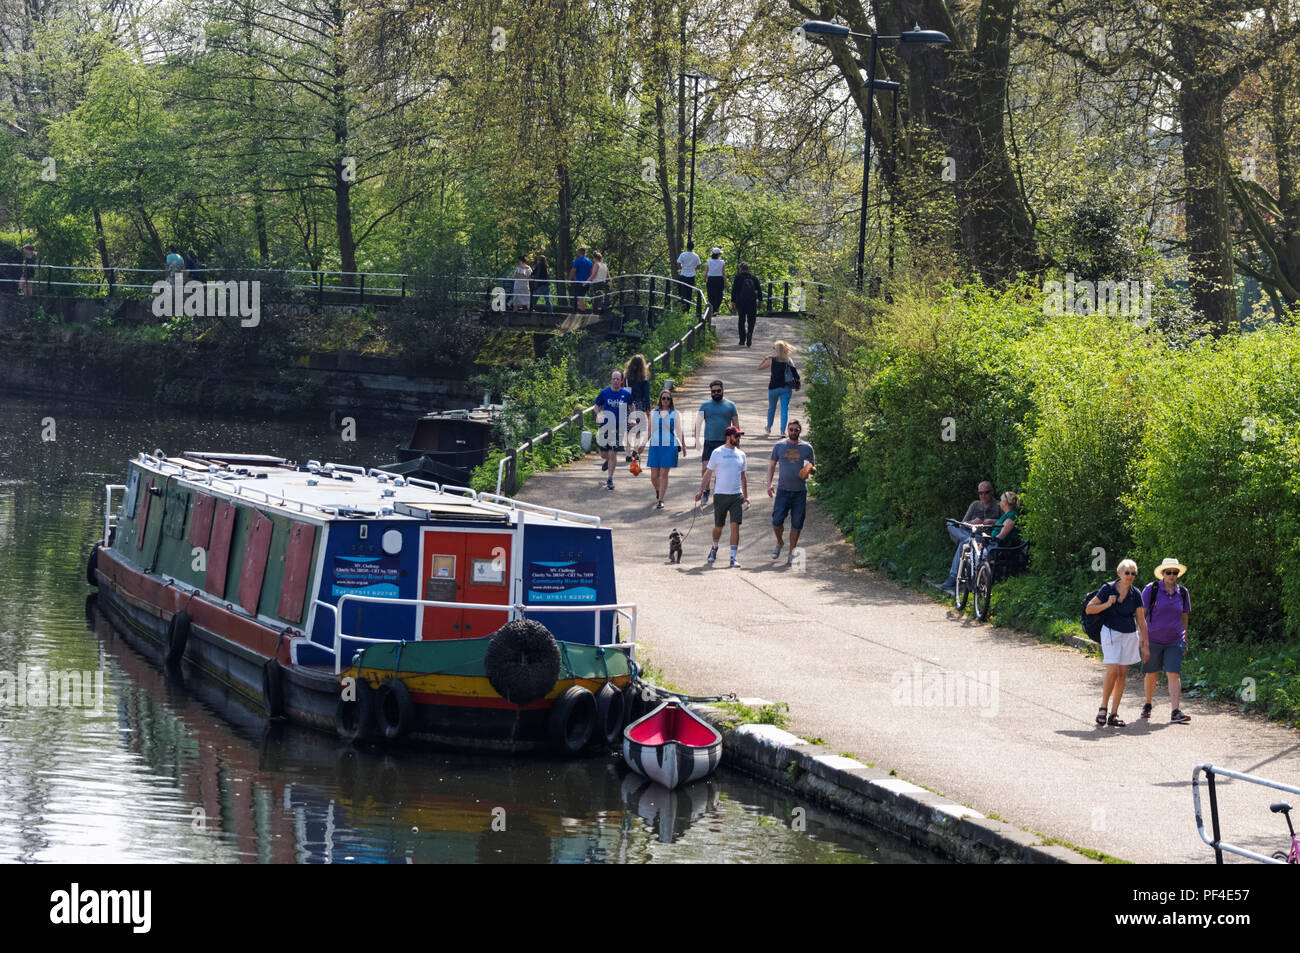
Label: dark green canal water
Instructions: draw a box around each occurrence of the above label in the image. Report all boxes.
[0,393,942,863]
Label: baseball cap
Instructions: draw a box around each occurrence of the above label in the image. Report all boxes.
[724,425,743,438]
[711,247,722,255]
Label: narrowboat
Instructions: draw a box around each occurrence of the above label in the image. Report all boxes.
[381,401,501,485]
[89,450,641,753]
[622,700,723,789]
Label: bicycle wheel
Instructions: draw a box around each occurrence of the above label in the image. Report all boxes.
[954,552,971,612]
[973,563,994,621]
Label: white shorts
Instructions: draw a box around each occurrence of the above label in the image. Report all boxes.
[1101,625,1140,665]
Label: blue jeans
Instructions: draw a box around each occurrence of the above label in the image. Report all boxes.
[767,387,792,431]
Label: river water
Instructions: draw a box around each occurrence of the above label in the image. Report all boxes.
[0,393,941,863]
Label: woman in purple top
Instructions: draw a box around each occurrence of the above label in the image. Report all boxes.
[1140,558,1192,724]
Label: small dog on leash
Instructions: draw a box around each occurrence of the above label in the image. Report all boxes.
[668,529,683,564]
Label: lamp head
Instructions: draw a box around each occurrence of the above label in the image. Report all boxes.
[901,24,951,44]
[800,19,850,37]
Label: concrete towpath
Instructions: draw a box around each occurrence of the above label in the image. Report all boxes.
[518,314,1300,863]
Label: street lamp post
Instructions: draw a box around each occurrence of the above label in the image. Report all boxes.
[682,72,711,246]
[800,21,950,292]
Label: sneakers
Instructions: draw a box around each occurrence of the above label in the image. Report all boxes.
[655,500,664,509]
[1170,709,1191,724]
[605,479,614,491]
[701,490,710,505]
[787,551,795,567]
[771,544,783,560]
[601,461,608,471]
[1140,702,1152,719]
[707,545,718,564]
[729,557,740,569]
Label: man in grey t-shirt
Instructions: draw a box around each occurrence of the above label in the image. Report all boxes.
[765,420,815,565]
[934,480,999,592]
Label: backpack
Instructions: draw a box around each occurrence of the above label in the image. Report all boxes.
[784,362,801,391]
[1081,583,1109,642]
[1143,582,1187,624]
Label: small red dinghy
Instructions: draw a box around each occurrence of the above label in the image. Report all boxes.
[622,699,722,789]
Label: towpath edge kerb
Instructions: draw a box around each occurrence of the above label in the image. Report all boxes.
[692,700,1100,864]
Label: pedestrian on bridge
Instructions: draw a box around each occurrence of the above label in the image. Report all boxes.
[569,248,593,312]
[530,254,553,312]
[675,241,701,308]
[18,244,37,296]
[705,247,726,315]
[511,256,532,310]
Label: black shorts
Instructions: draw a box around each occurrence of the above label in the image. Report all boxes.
[713,493,743,527]
[701,439,723,462]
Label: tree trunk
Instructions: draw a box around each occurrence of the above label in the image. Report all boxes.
[330,1,355,276]
[1178,78,1236,333]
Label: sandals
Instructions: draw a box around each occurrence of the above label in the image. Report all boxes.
[1107,712,1126,728]
[1096,707,1107,726]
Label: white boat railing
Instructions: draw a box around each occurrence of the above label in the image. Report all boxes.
[476,493,601,527]
[311,593,636,674]
[103,484,125,546]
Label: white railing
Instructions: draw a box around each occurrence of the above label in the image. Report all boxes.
[311,593,637,674]
[103,484,125,546]
[1192,763,1300,864]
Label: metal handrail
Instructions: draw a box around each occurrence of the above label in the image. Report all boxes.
[103,484,125,546]
[1192,763,1300,864]
[315,593,637,674]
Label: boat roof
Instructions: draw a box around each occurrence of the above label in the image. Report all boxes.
[128,451,600,527]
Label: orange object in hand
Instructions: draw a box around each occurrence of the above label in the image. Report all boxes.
[798,462,816,480]
[629,456,642,476]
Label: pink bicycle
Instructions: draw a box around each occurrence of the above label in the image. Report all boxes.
[1272,802,1299,863]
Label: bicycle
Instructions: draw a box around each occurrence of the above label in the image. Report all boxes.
[945,518,1030,621]
[946,519,986,615]
[1271,802,1298,863]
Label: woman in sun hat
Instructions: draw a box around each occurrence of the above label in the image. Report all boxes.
[1139,558,1192,724]
[1085,557,1149,727]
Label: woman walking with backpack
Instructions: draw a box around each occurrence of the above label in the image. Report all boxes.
[1139,558,1192,724]
[755,340,799,436]
[1085,558,1150,727]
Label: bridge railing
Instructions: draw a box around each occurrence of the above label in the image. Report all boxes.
[494,299,715,495]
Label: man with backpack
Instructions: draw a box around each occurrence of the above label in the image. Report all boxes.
[731,262,763,347]
[1139,558,1192,724]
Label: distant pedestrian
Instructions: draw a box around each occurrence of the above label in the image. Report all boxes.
[531,254,553,312]
[766,420,815,565]
[511,256,532,310]
[675,241,701,307]
[693,379,739,505]
[623,353,651,461]
[184,249,203,281]
[704,247,726,314]
[165,246,185,278]
[588,252,610,310]
[1140,558,1192,724]
[755,340,799,435]
[569,247,594,311]
[696,425,748,567]
[648,389,685,509]
[18,244,37,295]
[731,262,763,346]
[1085,558,1149,728]
[595,369,631,490]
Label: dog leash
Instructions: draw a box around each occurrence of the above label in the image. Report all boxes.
[677,496,702,546]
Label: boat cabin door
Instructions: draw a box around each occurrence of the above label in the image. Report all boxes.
[419,529,512,640]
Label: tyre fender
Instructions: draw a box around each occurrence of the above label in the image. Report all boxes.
[335,678,376,744]
[86,543,100,588]
[594,682,625,747]
[547,685,596,756]
[484,619,562,705]
[374,678,414,741]
[262,658,285,718]
[166,610,191,666]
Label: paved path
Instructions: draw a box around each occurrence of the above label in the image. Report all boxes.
[519,315,1300,863]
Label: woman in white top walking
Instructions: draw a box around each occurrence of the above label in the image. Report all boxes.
[511,256,532,310]
[588,252,610,310]
[647,389,685,508]
[705,247,726,315]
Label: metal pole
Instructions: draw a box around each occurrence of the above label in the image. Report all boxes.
[1206,768,1224,865]
[889,90,898,281]
[857,34,879,293]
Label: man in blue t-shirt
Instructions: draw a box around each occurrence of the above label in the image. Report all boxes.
[569,247,594,312]
[693,379,739,504]
[766,420,815,565]
[595,369,631,490]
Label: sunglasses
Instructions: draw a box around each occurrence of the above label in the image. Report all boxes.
[1162,570,1179,576]
[978,490,992,495]
[1121,571,1136,577]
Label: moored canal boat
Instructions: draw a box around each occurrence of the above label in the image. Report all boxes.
[89,450,639,753]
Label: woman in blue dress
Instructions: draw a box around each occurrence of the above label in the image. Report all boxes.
[647,390,685,509]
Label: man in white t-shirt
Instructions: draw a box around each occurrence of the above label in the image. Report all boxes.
[675,241,701,308]
[696,425,748,567]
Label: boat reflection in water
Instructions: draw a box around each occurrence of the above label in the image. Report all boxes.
[88,597,923,863]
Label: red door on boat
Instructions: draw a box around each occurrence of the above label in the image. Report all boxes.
[419,530,512,640]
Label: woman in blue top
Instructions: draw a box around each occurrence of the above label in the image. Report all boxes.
[1085,558,1150,727]
[647,390,685,508]
[624,354,651,461]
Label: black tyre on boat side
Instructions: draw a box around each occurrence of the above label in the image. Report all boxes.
[375,678,415,741]
[86,543,100,587]
[262,659,285,718]
[593,682,625,748]
[484,619,562,705]
[166,610,190,667]
[336,678,377,744]
[548,685,595,755]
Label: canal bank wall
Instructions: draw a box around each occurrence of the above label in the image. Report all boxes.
[694,701,1096,864]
